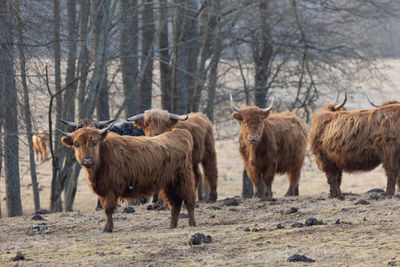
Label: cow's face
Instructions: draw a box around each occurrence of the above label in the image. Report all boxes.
[133,110,179,136]
[233,107,270,144]
[61,127,106,168]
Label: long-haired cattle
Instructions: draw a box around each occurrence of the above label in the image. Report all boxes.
[230,95,308,199]
[127,111,218,202]
[59,125,196,232]
[310,93,400,198]
[33,133,49,161]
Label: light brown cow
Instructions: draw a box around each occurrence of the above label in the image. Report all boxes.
[310,93,400,198]
[59,125,196,232]
[33,133,49,162]
[231,96,308,199]
[127,111,218,202]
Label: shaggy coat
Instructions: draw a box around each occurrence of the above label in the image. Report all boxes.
[233,108,308,199]
[61,127,196,232]
[131,111,218,202]
[310,103,400,198]
[33,133,49,161]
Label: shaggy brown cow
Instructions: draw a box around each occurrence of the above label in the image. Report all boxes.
[33,133,49,161]
[310,93,400,198]
[230,95,308,199]
[127,111,218,202]
[59,125,196,232]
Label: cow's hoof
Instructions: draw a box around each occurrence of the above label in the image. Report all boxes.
[103,227,113,233]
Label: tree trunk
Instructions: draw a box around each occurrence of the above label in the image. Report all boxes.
[50,0,64,212]
[119,0,139,117]
[0,0,23,216]
[78,0,90,119]
[0,94,3,218]
[16,1,41,212]
[139,0,155,112]
[158,0,171,110]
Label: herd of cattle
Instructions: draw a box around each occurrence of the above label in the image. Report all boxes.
[30,93,400,232]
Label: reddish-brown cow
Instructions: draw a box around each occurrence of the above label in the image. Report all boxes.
[230,96,308,199]
[33,133,49,162]
[127,111,218,202]
[59,125,196,232]
[310,93,400,198]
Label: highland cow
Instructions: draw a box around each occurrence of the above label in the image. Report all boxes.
[33,133,49,162]
[310,93,400,198]
[127,111,218,202]
[230,95,308,199]
[59,125,196,232]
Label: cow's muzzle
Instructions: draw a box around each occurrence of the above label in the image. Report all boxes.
[247,135,258,143]
[82,157,94,168]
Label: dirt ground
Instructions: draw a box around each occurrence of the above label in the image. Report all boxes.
[1,59,400,266]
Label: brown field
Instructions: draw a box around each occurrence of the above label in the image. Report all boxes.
[1,60,400,266]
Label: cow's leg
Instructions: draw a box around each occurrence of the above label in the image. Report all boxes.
[264,175,274,199]
[95,199,103,210]
[285,168,301,196]
[201,139,218,202]
[100,194,117,233]
[253,178,265,200]
[325,171,342,198]
[383,160,399,196]
[397,176,400,193]
[164,190,183,228]
[193,165,202,201]
[183,195,196,227]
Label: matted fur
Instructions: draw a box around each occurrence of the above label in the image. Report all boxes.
[33,133,49,161]
[61,127,196,232]
[133,110,218,202]
[232,107,308,199]
[310,103,400,198]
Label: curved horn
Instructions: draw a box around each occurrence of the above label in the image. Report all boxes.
[366,95,380,108]
[96,119,117,127]
[99,120,117,135]
[230,93,241,112]
[59,119,78,127]
[261,96,274,112]
[126,113,145,122]
[56,128,72,137]
[168,113,188,120]
[333,92,347,111]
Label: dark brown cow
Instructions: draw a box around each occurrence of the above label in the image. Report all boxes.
[310,93,400,198]
[59,125,196,232]
[127,111,218,202]
[33,133,49,161]
[230,95,308,199]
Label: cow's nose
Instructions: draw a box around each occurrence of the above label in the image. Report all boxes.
[82,157,94,167]
[248,135,258,143]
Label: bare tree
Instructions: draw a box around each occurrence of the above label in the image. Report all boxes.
[158,0,171,110]
[1,0,23,216]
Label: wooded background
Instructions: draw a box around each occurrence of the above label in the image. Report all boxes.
[1,0,400,217]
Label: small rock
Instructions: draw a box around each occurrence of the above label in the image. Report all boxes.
[140,197,148,205]
[12,251,25,262]
[189,233,212,245]
[37,209,50,215]
[179,213,188,218]
[355,199,371,205]
[291,222,304,228]
[277,224,285,229]
[369,192,385,200]
[267,198,278,202]
[287,254,315,263]
[366,188,385,194]
[122,206,135,214]
[305,217,319,227]
[228,208,239,212]
[287,207,298,214]
[335,219,341,225]
[207,206,222,210]
[244,227,251,232]
[363,217,367,221]
[31,213,46,221]
[146,203,168,211]
[223,198,239,206]
[210,215,215,218]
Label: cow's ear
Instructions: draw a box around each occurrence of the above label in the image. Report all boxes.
[61,136,73,147]
[232,112,242,121]
[170,119,180,127]
[263,110,271,119]
[133,119,145,129]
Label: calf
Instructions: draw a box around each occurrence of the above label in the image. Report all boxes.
[33,133,49,161]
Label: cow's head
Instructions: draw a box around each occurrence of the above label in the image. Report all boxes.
[59,124,113,168]
[231,94,273,144]
[127,110,188,136]
[60,118,116,132]
[322,92,347,112]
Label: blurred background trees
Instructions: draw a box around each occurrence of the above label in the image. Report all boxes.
[1,0,400,216]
